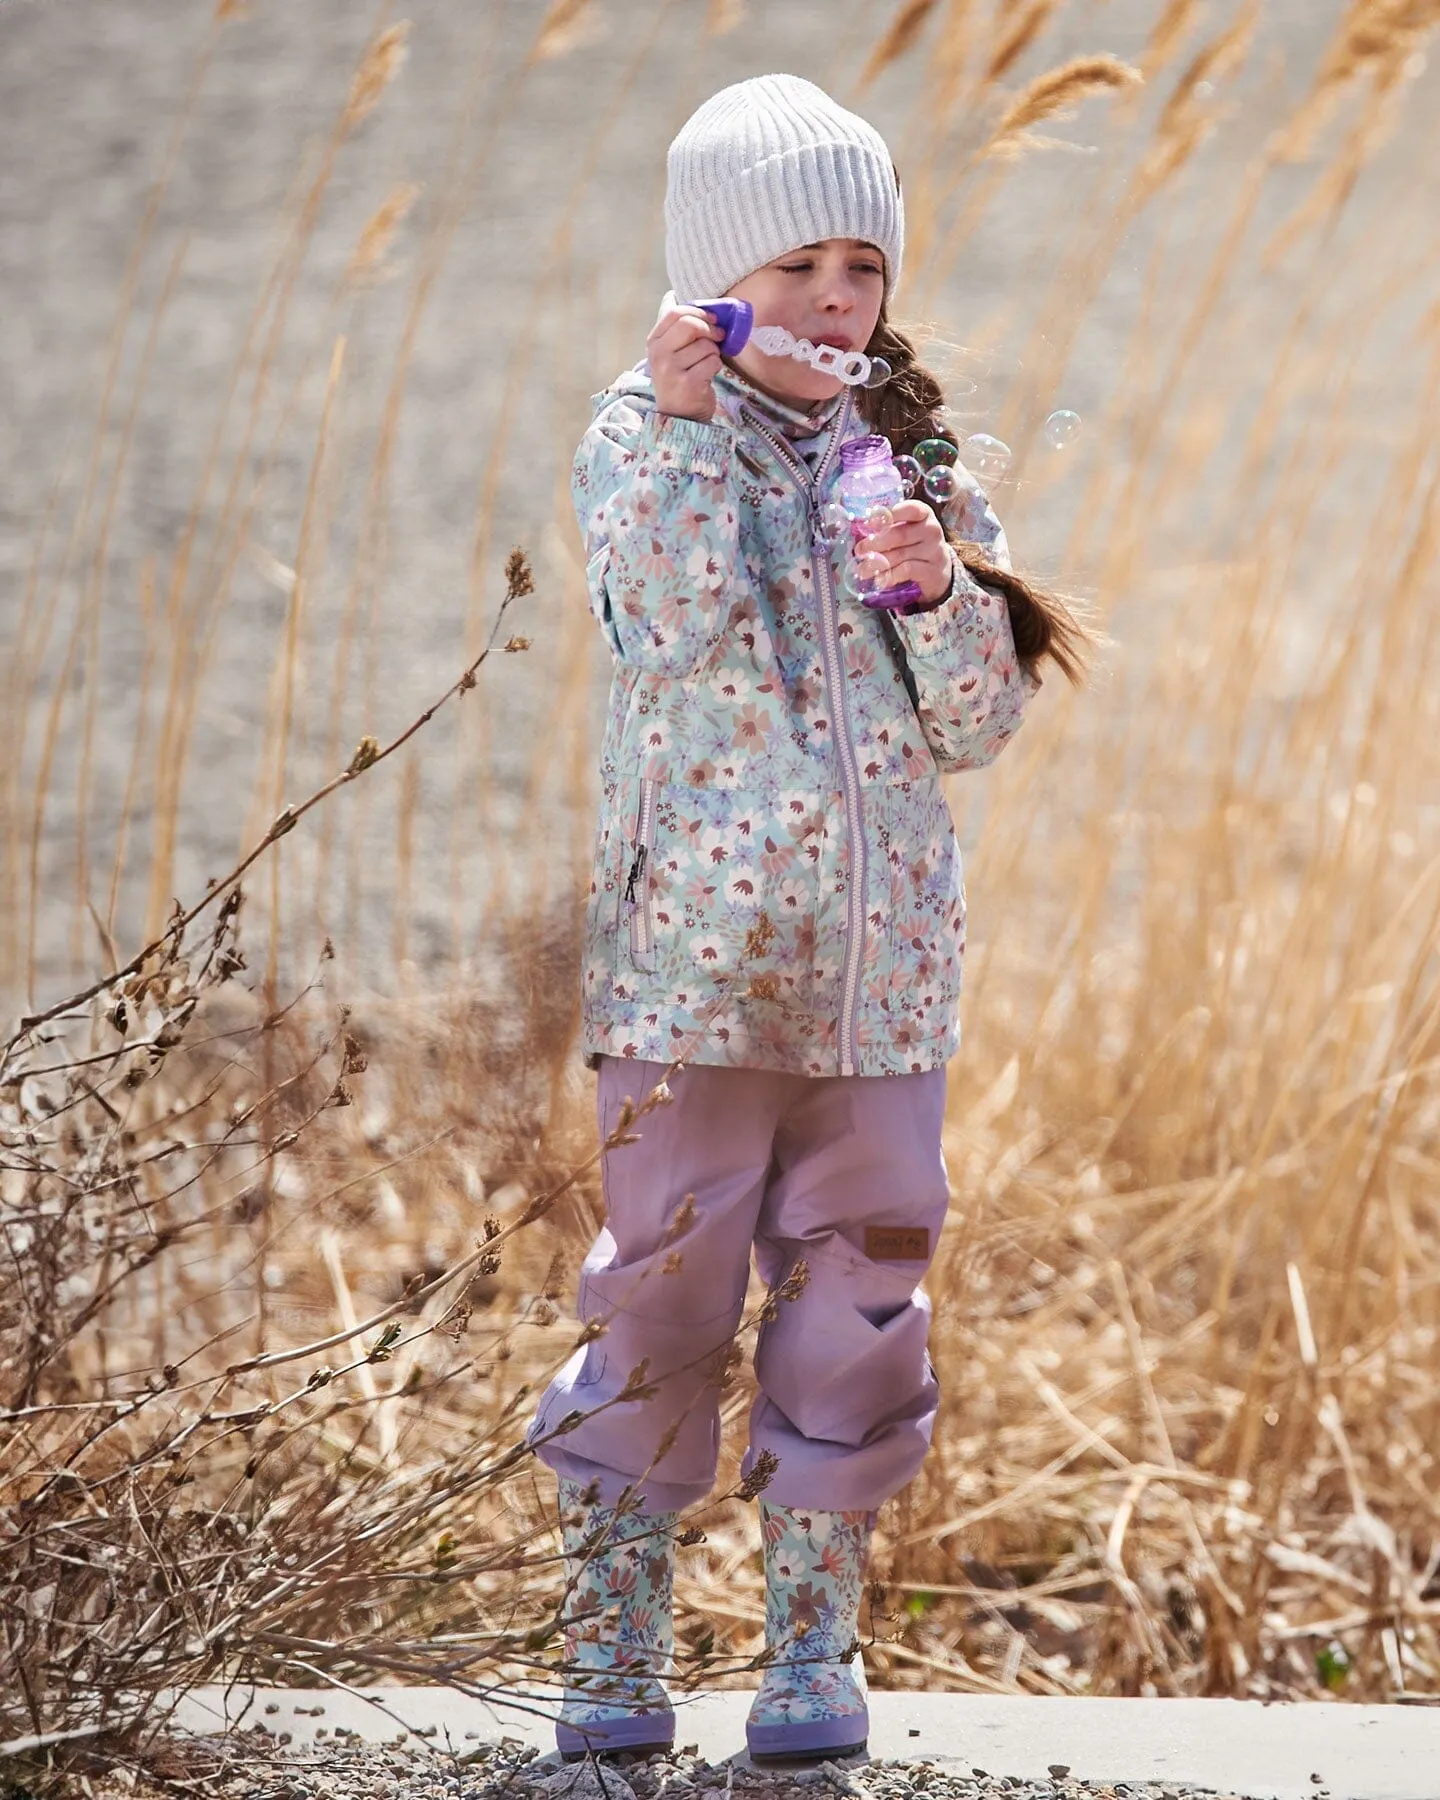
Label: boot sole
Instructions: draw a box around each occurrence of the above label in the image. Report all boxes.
[747,1738,868,1766]
[557,1718,676,1761]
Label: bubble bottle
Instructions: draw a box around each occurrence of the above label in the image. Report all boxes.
[834,435,930,614]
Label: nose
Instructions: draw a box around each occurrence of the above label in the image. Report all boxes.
[814,268,859,315]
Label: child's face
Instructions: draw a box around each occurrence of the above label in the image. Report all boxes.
[727,237,886,410]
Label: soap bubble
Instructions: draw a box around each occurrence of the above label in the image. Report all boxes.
[892,454,922,497]
[914,437,959,470]
[1045,409,1083,449]
[846,551,891,599]
[861,356,893,389]
[817,502,850,544]
[860,505,894,538]
[923,465,960,505]
[963,433,1012,484]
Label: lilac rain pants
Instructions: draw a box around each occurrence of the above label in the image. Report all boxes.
[528,1056,950,1513]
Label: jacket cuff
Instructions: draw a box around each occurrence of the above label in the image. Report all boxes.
[891,550,997,659]
[640,409,735,480]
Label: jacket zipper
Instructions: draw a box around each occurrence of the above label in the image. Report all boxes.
[740,396,865,1076]
[624,777,658,972]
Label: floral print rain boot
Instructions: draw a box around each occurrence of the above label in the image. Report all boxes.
[745,1503,874,1763]
[556,1477,678,1761]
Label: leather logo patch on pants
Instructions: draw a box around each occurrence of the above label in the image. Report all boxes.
[864,1226,930,1261]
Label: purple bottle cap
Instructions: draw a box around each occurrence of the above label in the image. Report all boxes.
[863,582,929,613]
[685,297,754,357]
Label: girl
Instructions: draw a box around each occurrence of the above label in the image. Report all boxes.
[527,73,1086,1765]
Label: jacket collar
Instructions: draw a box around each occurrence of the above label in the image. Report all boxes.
[713,363,846,442]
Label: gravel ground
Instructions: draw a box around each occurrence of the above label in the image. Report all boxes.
[167,1731,1270,1800]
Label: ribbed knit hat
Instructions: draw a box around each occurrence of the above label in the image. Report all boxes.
[664,74,904,303]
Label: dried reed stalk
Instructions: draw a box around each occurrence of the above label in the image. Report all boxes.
[346,182,422,285]
[984,0,1062,83]
[980,54,1143,159]
[858,0,944,88]
[530,0,600,63]
[343,23,411,133]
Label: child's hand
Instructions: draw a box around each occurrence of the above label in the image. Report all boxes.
[857,500,954,604]
[648,305,725,424]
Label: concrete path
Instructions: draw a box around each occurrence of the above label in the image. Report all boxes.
[171,1686,1440,1800]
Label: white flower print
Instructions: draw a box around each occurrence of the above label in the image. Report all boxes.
[709,667,754,706]
[686,541,724,594]
[691,934,729,967]
[639,717,671,752]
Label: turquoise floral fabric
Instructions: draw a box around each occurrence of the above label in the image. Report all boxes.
[747,1502,871,1742]
[575,360,1036,1078]
[557,1476,676,1745]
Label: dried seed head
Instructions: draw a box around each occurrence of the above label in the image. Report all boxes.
[743,912,777,961]
[738,1449,780,1500]
[705,0,746,34]
[664,1193,697,1243]
[506,547,536,597]
[983,55,1143,158]
[346,183,420,285]
[531,0,601,61]
[344,23,410,132]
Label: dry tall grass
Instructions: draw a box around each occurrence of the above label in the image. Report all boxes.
[4,0,1440,1783]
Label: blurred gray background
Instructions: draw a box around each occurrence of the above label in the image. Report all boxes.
[2,0,1434,1011]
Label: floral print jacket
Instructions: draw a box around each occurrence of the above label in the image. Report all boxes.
[575,360,1036,1079]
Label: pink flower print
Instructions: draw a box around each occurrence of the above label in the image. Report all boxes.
[900,738,930,780]
[683,875,718,907]
[673,501,712,548]
[683,760,716,787]
[654,589,695,638]
[759,835,797,878]
[629,536,674,586]
[601,1562,637,1605]
[817,1542,847,1579]
[733,704,769,751]
[845,640,877,681]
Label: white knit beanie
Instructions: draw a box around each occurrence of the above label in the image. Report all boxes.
[664,74,904,303]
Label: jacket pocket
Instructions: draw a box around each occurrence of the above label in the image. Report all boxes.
[623,777,659,972]
[881,782,966,1028]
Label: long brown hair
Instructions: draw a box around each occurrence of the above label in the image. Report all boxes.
[856,307,1091,687]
